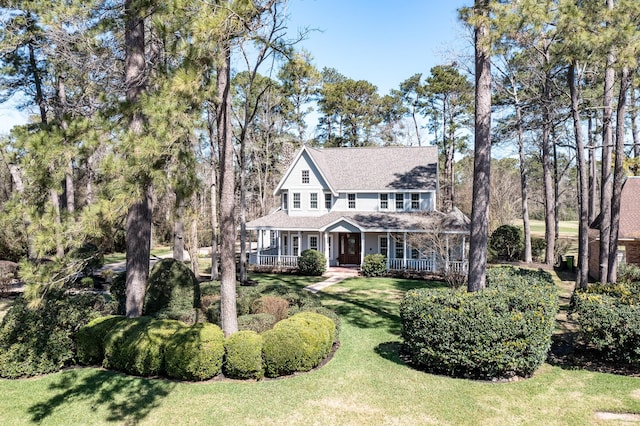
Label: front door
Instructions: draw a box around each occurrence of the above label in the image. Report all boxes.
[339,233,361,265]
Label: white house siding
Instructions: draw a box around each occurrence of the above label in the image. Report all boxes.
[283,151,331,217]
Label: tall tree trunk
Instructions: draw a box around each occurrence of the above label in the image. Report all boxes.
[217,45,238,336]
[173,194,185,262]
[207,107,219,281]
[588,113,597,224]
[188,194,200,280]
[568,63,589,289]
[28,38,47,124]
[515,99,532,263]
[467,0,491,293]
[608,66,630,283]
[50,188,64,258]
[56,75,76,217]
[239,142,248,284]
[8,164,37,259]
[631,83,640,158]
[542,67,556,266]
[599,12,615,282]
[124,0,150,317]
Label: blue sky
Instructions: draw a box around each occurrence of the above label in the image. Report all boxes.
[0,1,471,135]
[285,0,472,95]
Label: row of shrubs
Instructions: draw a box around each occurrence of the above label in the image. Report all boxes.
[570,263,640,364]
[76,311,337,380]
[400,267,558,380]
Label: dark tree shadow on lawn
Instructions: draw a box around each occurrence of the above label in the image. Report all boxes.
[28,368,175,424]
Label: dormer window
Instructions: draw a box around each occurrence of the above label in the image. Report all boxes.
[282,193,288,210]
[301,170,310,184]
[310,193,318,209]
[325,193,332,209]
[293,192,301,209]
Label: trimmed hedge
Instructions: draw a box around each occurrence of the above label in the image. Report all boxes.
[262,312,336,377]
[144,258,201,324]
[0,291,114,378]
[76,315,127,365]
[571,281,640,363]
[224,330,263,379]
[287,306,341,341]
[237,313,277,333]
[103,317,185,376]
[298,249,326,276]
[165,323,225,381]
[400,267,558,380]
[361,254,387,277]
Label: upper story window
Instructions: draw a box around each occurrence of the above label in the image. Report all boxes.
[379,193,388,209]
[395,193,404,210]
[310,193,318,209]
[282,193,288,210]
[325,193,332,209]
[348,193,356,209]
[293,192,301,209]
[411,193,420,210]
[301,170,310,184]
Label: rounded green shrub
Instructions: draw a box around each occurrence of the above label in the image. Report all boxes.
[262,312,335,377]
[223,330,263,379]
[144,258,201,323]
[0,291,115,378]
[361,254,387,277]
[237,313,276,333]
[103,317,185,376]
[489,225,523,261]
[400,267,558,380]
[287,306,341,341]
[165,323,225,381]
[76,315,127,365]
[298,249,326,276]
[571,281,640,363]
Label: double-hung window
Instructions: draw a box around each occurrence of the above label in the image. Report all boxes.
[325,193,332,209]
[309,235,318,251]
[310,193,318,209]
[380,193,388,209]
[293,192,301,209]
[395,193,404,210]
[379,236,388,257]
[282,193,288,210]
[395,241,404,259]
[348,193,356,209]
[411,193,420,210]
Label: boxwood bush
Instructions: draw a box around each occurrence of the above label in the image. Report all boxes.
[0,291,114,378]
[400,267,558,380]
[103,317,185,376]
[223,330,263,379]
[571,281,640,363]
[76,315,127,365]
[164,323,225,381]
[144,258,201,324]
[361,254,387,277]
[489,225,523,261]
[262,312,336,377]
[298,249,326,276]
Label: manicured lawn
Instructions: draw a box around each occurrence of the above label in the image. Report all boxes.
[516,220,579,238]
[2,274,640,424]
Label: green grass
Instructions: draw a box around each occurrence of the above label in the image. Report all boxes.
[514,220,579,238]
[2,274,640,424]
[103,246,173,265]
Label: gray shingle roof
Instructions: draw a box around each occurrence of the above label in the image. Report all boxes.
[246,209,470,233]
[305,146,438,191]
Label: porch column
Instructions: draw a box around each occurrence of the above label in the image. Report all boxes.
[360,232,366,266]
[461,235,466,271]
[298,230,302,256]
[323,231,330,269]
[386,232,390,270]
[257,228,262,266]
[445,234,450,272]
[403,232,407,269]
[277,230,281,265]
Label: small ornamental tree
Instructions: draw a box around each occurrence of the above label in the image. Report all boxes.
[489,225,523,261]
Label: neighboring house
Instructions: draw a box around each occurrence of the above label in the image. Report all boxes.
[589,176,640,280]
[246,145,470,273]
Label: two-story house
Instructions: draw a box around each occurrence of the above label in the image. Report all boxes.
[246,145,470,273]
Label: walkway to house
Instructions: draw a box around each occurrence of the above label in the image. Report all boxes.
[304,266,360,293]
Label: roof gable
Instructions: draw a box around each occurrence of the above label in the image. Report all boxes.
[306,146,438,191]
[273,146,335,195]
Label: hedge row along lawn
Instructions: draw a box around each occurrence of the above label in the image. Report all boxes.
[2,273,640,424]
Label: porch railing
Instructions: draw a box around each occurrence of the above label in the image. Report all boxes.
[249,254,298,268]
[387,258,468,274]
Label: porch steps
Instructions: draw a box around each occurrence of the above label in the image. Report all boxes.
[304,267,359,294]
